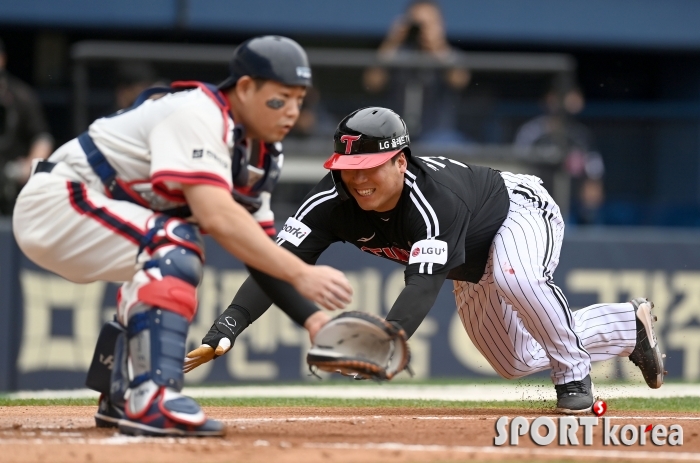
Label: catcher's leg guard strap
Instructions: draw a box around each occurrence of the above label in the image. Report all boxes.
[85,320,125,394]
[110,328,129,408]
[137,233,204,322]
[127,309,189,391]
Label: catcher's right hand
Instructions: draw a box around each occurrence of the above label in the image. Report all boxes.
[184,309,240,373]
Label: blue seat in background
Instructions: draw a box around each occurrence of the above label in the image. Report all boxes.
[600,200,646,226]
[647,202,700,227]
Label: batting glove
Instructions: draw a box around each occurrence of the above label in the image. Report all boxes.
[184,338,231,373]
[184,307,248,373]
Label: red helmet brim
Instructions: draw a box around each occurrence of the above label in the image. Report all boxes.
[323,150,402,170]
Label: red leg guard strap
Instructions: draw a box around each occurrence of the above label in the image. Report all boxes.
[137,276,197,322]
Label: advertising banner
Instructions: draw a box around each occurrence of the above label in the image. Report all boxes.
[2,225,700,391]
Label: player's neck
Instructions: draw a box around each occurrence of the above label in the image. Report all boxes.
[224,89,242,123]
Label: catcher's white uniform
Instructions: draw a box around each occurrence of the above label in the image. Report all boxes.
[14,86,235,283]
[13,83,256,435]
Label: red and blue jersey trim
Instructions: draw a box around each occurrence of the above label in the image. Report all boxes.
[151,170,231,202]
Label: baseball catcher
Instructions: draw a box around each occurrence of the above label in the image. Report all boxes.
[14,36,353,437]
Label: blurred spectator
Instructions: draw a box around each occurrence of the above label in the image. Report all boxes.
[514,86,605,225]
[114,61,160,110]
[288,87,337,138]
[0,38,53,215]
[363,0,471,144]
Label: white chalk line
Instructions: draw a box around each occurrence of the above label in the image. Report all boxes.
[0,435,237,446]
[219,415,700,424]
[2,415,697,432]
[3,415,695,429]
[304,442,700,460]
[9,383,700,401]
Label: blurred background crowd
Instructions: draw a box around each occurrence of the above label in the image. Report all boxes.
[2,0,700,227]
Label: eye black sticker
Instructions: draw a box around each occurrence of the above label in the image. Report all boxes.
[266,98,285,110]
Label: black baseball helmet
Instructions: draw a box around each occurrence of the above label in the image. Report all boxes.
[324,107,410,170]
[219,36,312,89]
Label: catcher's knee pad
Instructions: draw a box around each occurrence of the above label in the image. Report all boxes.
[119,216,204,322]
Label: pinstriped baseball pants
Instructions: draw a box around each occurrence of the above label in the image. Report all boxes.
[454,172,637,385]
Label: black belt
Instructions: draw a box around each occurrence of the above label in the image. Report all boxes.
[34,161,56,174]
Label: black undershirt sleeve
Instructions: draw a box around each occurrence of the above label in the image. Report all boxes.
[244,265,321,327]
[385,271,448,338]
[229,273,273,323]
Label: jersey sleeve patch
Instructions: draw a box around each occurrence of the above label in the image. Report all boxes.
[277,217,311,247]
[409,239,448,265]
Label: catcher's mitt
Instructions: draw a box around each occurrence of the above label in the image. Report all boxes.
[306,311,411,381]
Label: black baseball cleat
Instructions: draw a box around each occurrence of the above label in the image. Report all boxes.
[628,298,665,389]
[555,375,595,414]
[95,394,125,428]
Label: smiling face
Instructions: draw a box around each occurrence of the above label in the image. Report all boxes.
[227,76,306,142]
[340,152,407,212]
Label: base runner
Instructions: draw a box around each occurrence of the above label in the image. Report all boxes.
[186,107,665,414]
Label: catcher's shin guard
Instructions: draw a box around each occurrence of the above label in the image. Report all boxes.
[86,319,124,395]
[117,217,224,437]
[86,320,128,428]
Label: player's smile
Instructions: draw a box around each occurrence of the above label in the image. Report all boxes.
[341,153,407,212]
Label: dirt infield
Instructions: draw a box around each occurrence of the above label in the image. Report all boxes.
[1,405,700,463]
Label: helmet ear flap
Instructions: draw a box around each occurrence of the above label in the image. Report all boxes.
[331,171,350,201]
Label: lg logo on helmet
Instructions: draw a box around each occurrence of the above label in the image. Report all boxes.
[379,134,410,151]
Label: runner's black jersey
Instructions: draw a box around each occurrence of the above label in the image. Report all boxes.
[277,156,510,284]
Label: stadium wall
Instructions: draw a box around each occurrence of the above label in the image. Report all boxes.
[1,219,700,391]
[2,0,700,49]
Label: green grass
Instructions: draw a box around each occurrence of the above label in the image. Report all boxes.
[1,396,699,412]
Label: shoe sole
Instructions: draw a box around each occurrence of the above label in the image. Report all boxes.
[555,405,593,414]
[634,299,664,389]
[95,413,121,428]
[119,420,225,437]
